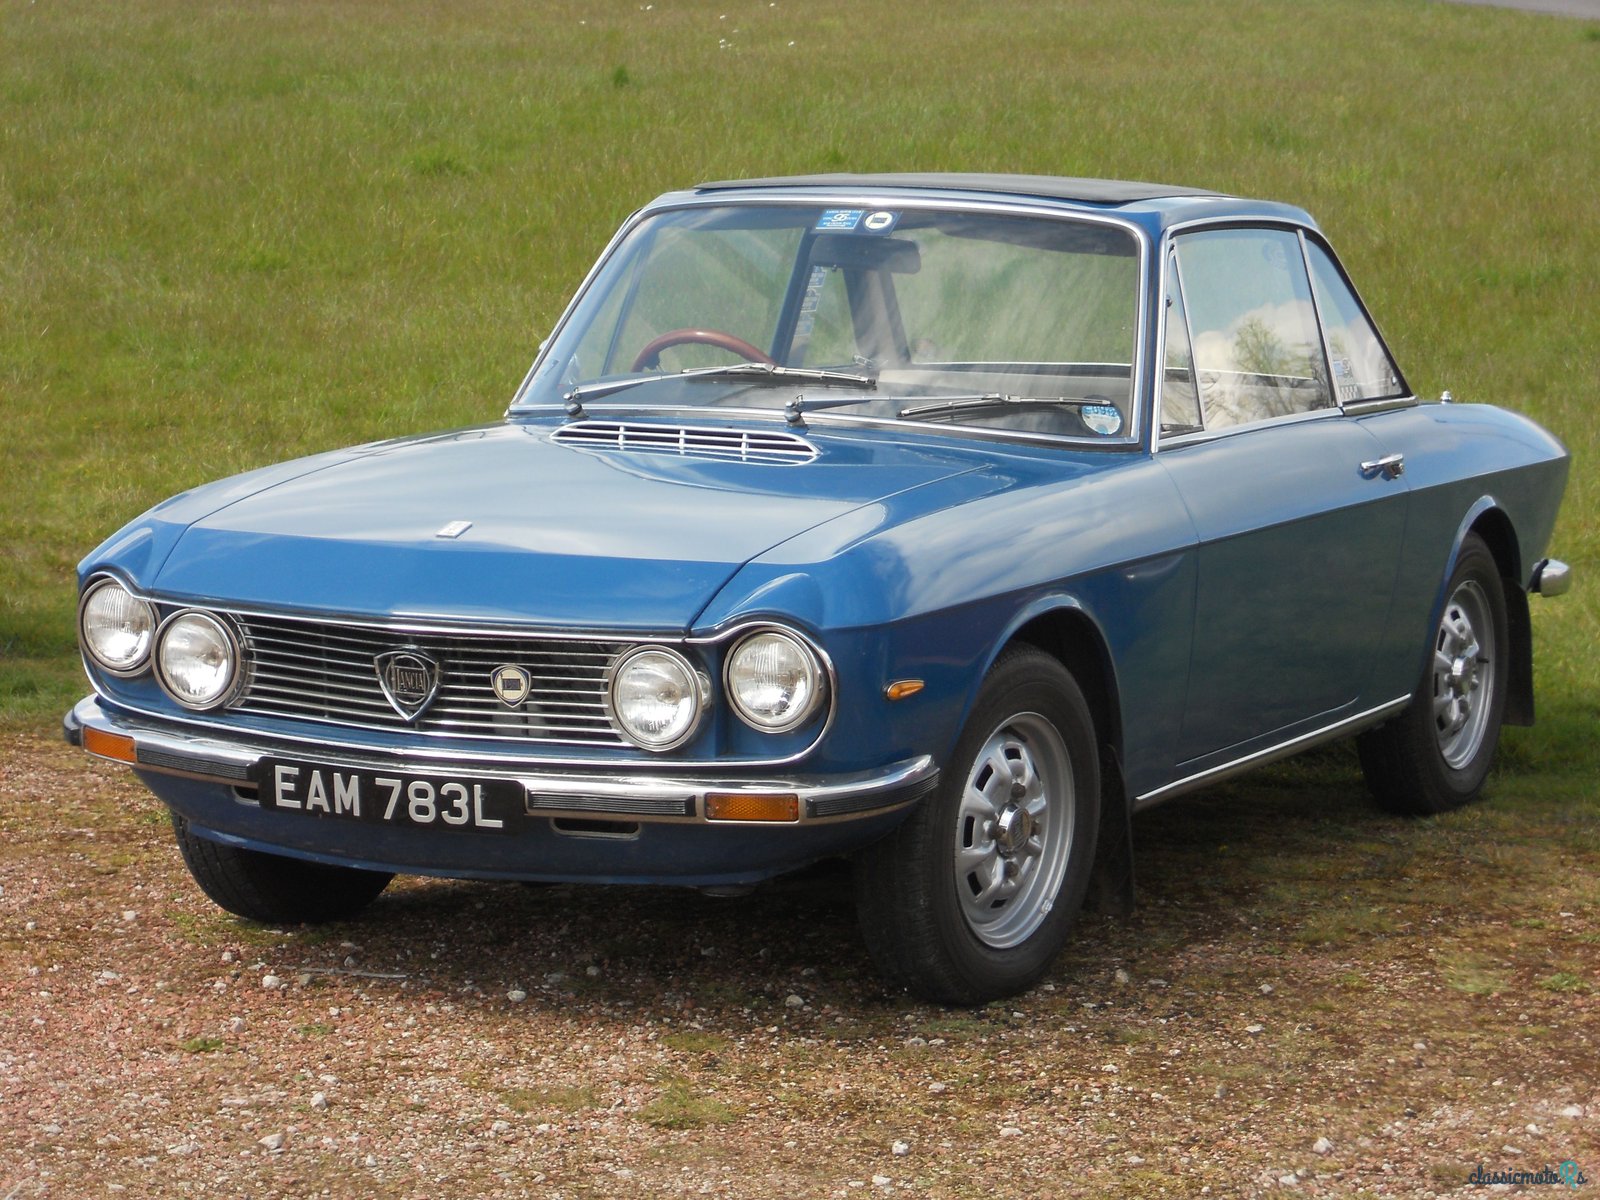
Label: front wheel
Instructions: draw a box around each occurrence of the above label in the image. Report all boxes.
[1359,533,1510,815]
[853,647,1100,1003]
[172,814,393,924]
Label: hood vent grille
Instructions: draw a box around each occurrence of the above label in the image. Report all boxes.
[552,421,817,464]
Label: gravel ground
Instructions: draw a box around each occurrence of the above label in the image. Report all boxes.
[3,732,1596,1198]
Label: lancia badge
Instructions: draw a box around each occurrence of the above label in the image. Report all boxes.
[374,649,442,721]
[490,664,532,708]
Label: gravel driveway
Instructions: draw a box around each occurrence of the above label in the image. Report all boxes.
[4,732,1595,1197]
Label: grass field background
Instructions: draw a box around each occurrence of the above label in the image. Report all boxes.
[4,0,1596,778]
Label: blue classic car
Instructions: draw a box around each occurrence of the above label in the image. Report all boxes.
[66,174,1571,1002]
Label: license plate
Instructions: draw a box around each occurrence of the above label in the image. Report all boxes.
[257,759,522,833]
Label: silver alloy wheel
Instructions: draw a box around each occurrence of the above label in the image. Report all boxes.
[1431,578,1496,770]
[952,712,1076,950]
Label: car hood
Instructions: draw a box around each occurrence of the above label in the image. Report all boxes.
[144,420,996,629]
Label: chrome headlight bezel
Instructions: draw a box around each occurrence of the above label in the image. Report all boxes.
[77,576,158,678]
[605,645,708,752]
[723,627,826,734]
[154,609,244,712]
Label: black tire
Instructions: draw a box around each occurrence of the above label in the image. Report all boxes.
[853,646,1101,1004]
[1359,533,1509,815]
[172,813,393,923]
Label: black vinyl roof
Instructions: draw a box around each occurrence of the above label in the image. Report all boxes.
[694,173,1226,206]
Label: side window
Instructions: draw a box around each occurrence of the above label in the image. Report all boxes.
[1173,228,1332,429]
[1160,255,1202,432]
[1305,240,1405,403]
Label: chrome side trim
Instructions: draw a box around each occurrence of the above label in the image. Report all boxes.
[68,696,934,828]
[1134,697,1411,809]
[1530,558,1571,597]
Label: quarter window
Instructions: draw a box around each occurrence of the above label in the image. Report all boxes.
[1173,228,1332,428]
[1160,255,1202,433]
[1305,240,1405,403]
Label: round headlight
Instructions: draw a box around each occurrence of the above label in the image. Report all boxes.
[79,578,157,676]
[607,647,704,751]
[156,611,240,710]
[725,629,824,733]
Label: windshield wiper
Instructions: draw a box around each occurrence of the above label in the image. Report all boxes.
[897,394,1104,420]
[563,362,876,409]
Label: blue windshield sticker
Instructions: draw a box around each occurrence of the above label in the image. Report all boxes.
[862,210,898,233]
[816,209,864,231]
[1081,404,1123,436]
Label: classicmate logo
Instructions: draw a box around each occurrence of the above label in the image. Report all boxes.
[1468,1160,1587,1189]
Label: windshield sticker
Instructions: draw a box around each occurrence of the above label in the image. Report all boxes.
[862,210,898,233]
[1081,404,1124,436]
[815,209,864,231]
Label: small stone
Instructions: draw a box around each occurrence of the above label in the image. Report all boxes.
[928,1082,948,1094]
[1147,977,1169,988]
[1245,1023,1265,1035]
[363,1154,378,1167]
[1126,1153,1145,1165]
[904,1037,926,1047]
[1526,1123,1542,1135]
[261,975,282,990]
[872,1177,891,1188]
[221,950,235,963]
[1100,1063,1119,1074]
[1413,1040,1427,1051]
[296,973,313,988]
[586,965,601,977]
[24,921,35,931]
[122,910,137,922]
[785,994,805,1009]
[891,1140,910,1157]
[1259,984,1274,995]
[491,1120,510,1134]
[42,1124,63,1135]
[1214,1084,1228,1099]
[310,1092,328,1111]
[1277,1173,1299,1187]
[1313,1136,1333,1155]
[228,1017,246,1034]
[1114,968,1132,984]
[1561,1104,1584,1118]
[507,989,527,1003]
[999,1126,1024,1138]
[259,1133,285,1152]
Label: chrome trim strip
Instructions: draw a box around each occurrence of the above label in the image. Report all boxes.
[70,697,933,828]
[1531,558,1571,597]
[1134,696,1411,809]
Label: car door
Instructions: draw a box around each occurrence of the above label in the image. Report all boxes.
[1155,227,1409,767]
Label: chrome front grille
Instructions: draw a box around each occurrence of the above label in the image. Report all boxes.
[231,613,630,746]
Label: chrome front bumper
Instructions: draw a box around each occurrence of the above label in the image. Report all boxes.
[64,696,938,827]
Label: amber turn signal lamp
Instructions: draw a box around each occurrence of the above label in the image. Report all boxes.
[885,679,925,701]
[83,727,137,764]
[705,792,800,822]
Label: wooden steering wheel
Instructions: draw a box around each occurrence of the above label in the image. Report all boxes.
[630,328,776,371]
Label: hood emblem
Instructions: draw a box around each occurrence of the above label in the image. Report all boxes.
[374,649,442,721]
[490,665,532,708]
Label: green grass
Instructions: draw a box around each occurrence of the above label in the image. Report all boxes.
[3,0,1597,771]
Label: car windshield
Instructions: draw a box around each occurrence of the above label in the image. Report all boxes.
[513,202,1143,441]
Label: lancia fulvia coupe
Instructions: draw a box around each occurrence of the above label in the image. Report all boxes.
[66,174,1571,1002]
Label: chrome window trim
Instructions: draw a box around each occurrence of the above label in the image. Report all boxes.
[509,193,1153,450]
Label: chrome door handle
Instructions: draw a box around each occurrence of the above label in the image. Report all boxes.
[1360,453,1405,480]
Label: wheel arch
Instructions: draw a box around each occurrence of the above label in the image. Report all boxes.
[1459,502,1534,727]
[1005,603,1135,916]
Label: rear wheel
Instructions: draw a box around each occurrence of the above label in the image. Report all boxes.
[853,647,1100,1003]
[1359,534,1509,814]
[172,814,393,923]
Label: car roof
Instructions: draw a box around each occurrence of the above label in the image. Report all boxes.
[684,173,1316,232]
